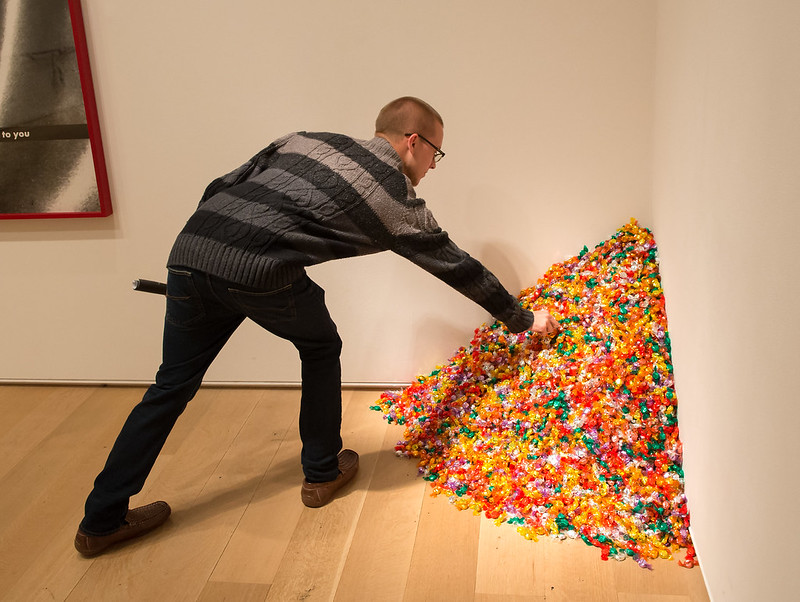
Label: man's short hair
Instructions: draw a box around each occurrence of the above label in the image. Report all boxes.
[375,97,444,139]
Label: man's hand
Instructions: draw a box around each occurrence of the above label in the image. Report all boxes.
[530,310,559,336]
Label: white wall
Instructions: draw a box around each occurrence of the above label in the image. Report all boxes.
[0,0,655,385]
[652,1,800,600]
[5,1,799,599]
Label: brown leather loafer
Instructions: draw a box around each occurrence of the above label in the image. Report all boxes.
[301,449,359,508]
[74,501,171,557]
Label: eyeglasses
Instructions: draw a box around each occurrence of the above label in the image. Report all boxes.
[405,132,445,162]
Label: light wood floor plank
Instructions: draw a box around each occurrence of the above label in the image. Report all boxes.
[2,520,94,602]
[0,385,711,602]
[0,386,91,480]
[67,388,262,601]
[206,389,304,586]
[263,391,388,601]
[617,592,689,602]
[0,387,141,595]
[612,545,697,600]
[0,385,51,439]
[538,536,619,602]
[403,490,481,601]
[197,580,271,602]
[475,518,544,600]
[473,594,547,602]
[334,424,427,602]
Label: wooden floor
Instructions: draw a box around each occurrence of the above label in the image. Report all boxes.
[0,385,710,602]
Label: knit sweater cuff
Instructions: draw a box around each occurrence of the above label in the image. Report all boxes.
[498,306,534,334]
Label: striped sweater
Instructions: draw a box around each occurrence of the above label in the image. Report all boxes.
[168,132,533,333]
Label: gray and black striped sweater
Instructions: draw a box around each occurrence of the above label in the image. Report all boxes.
[168,132,533,333]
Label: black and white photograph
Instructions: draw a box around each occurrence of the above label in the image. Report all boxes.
[0,0,110,219]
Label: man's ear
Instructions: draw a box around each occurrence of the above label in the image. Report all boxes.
[390,133,414,162]
[403,133,421,159]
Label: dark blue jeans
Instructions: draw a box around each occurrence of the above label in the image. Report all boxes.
[81,267,342,535]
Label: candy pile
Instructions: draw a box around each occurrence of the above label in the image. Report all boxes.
[372,220,696,569]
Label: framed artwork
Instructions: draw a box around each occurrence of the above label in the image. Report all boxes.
[0,0,111,219]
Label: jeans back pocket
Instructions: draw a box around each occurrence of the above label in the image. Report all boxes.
[228,283,296,323]
[165,268,206,328]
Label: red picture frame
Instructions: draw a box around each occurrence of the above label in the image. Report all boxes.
[0,0,111,219]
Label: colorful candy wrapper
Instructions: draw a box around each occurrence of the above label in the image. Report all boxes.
[372,219,695,569]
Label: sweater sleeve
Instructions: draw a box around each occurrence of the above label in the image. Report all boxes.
[387,196,534,333]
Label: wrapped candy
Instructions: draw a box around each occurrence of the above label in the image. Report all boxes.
[372,219,695,569]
